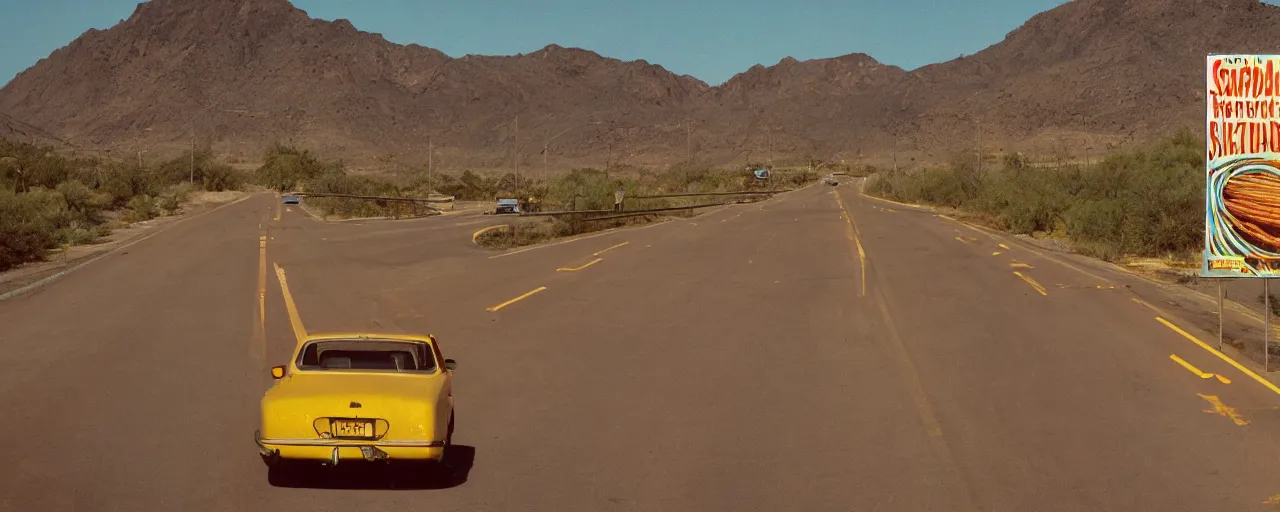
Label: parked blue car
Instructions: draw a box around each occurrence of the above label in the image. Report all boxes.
[494,198,521,214]
[282,195,301,205]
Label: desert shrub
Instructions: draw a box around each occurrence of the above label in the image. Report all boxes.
[0,137,253,269]
[123,194,158,222]
[55,180,109,224]
[0,190,59,271]
[256,144,333,192]
[863,129,1204,260]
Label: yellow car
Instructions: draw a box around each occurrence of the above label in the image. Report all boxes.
[255,333,456,479]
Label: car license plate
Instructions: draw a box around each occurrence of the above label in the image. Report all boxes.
[332,419,374,438]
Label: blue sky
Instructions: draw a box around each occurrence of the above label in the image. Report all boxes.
[0,0,1212,88]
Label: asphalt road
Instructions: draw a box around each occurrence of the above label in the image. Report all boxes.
[5,184,1280,510]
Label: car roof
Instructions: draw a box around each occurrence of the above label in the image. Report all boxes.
[301,332,435,344]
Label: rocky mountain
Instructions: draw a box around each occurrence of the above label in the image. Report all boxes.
[0,0,1272,170]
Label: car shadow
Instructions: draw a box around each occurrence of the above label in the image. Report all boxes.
[269,445,476,490]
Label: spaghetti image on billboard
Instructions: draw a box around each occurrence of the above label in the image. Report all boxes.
[1203,54,1280,277]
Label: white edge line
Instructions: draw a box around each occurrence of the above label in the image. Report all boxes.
[0,193,257,302]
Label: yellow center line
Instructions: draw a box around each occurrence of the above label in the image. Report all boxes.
[999,243,1010,250]
[992,251,1002,256]
[255,236,267,360]
[833,191,867,297]
[955,236,971,244]
[1155,316,1280,396]
[557,258,603,272]
[272,263,308,343]
[487,286,548,312]
[869,280,979,508]
[1013,271,1048,296]
[592,241,630,256]
[1010,262,1034,269]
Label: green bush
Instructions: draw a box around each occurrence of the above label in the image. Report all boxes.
[0,138,251,270]
[124,194,158,222]
[55,180,109,224]
[0,190,59,271]
[256,144,334,192]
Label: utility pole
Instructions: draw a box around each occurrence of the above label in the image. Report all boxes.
[768,127,774,166]
[976,116,982,174]
[686,120,692,164]
[893,138,898,172]
[428,136,433,194]
[189,134,195,184]
[506,115,512,190]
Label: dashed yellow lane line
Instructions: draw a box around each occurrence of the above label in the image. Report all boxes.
[1170,353,1208,377]
[1013,271,1048,296]
[1152,315,1280,397]
[593,241,630,256]
[273,263,308,344]
[866,193,1280,403]
[487,286,547,312]
[1169,354,1231,383]
[557,258,603,272]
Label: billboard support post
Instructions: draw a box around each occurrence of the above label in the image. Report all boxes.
[1267,279,1272,372]
[1218,280,1224,351]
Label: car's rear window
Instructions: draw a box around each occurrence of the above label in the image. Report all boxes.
[295,339,438,373]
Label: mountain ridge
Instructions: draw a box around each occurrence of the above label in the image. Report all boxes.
[0,0,1268,169]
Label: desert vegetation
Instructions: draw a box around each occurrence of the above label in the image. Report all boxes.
[864,130,1202,262]
[0,138,823,270]
[0,139,247,271]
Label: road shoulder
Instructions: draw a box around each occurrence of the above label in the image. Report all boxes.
[856,184,1280,385]
[0,191,255,300]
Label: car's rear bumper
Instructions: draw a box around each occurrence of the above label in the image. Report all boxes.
[256,430,445,464]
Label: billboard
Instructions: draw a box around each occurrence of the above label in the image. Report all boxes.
[1203,54,1280,278]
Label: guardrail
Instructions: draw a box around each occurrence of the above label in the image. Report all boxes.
[510,188,790,219]
[628,189,793,199]
[288,192,456,204]
[576,203,733,222]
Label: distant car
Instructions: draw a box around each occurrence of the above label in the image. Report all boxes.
[824,175,839,186]
[494,198,521,214]
[283,195,301,205]
[256,333,457,484]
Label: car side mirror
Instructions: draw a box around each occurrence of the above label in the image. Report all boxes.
[270,366,286,379]
[444,359,457,371]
